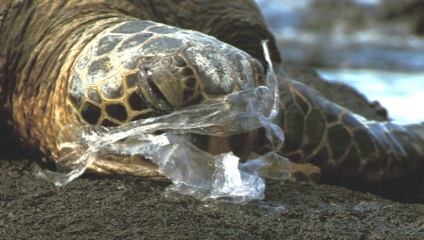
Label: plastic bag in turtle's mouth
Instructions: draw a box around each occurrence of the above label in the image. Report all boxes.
[37,42,291,204]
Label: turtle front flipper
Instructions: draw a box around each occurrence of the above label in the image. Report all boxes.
[89,154,166,180]
[276,74,424,183]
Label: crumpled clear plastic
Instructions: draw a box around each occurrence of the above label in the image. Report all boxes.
[37,42,291,204]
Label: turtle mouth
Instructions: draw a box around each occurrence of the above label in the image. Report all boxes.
[185,133,253,163]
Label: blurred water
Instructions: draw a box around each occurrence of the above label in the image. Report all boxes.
[256,0,424,123]
[318,69,424,123]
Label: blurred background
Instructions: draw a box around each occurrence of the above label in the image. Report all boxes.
[256,0,424,123]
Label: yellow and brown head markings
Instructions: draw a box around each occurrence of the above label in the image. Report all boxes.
[67,20,263,128]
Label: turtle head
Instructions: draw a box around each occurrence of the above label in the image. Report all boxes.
[136,39,265,113]
[135,36,266,162]
[70,19,268,164]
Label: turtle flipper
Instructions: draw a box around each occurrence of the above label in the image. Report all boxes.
[289,162,321,184]
[89,154,166,180]
[276,75,424,183]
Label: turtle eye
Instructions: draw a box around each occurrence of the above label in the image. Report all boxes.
[142,65,167,101]
[137,63,173,112]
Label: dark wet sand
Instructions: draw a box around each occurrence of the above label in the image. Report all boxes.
[2,158,424,239]
[1,67,423,239]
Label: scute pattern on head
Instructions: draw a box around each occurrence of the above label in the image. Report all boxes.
[67,20,264,126]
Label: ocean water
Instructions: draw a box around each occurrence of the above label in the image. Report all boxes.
[318,69,424,123]
[256,0,424,123]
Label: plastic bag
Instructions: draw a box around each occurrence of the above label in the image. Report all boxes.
[38,42,291,204]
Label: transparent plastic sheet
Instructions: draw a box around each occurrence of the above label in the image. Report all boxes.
[37,42,291,204]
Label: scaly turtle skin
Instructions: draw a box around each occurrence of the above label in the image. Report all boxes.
[0,0,423,184]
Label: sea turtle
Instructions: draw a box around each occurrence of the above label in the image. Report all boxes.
[0,0,423,191]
